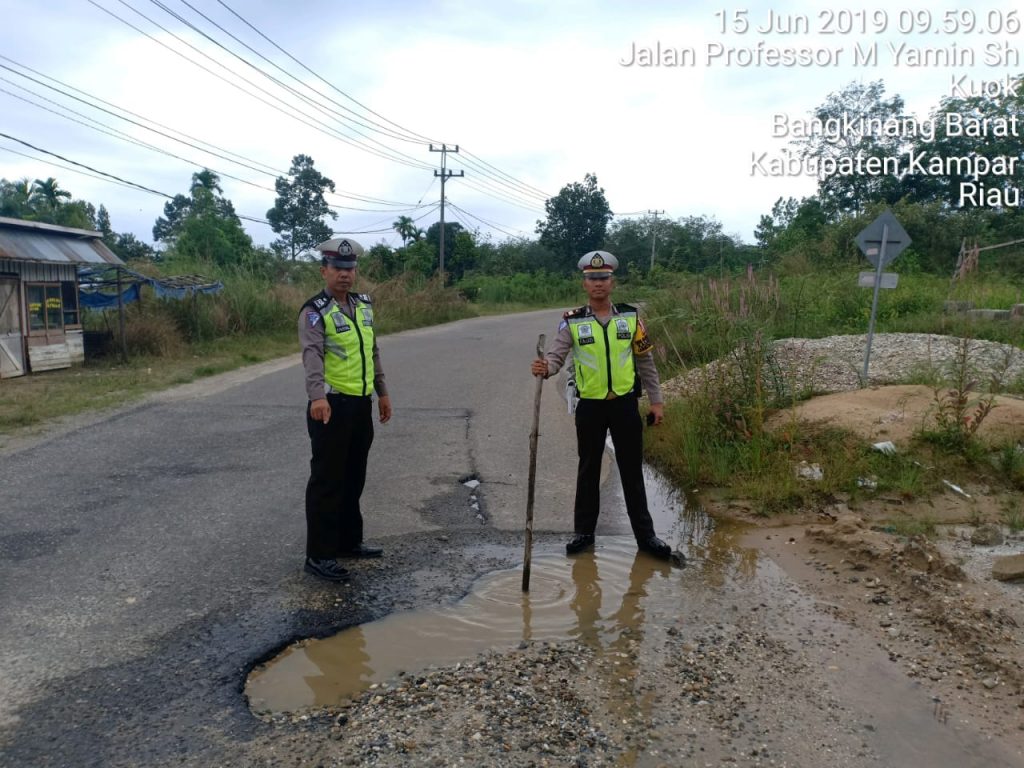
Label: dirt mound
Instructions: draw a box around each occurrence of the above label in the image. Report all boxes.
[768,384,1024,447]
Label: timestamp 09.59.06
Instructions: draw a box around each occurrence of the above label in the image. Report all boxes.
[713,8,1022,36]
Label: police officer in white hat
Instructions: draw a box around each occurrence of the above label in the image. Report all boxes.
[530,250,671,559]
[297,237,392,581]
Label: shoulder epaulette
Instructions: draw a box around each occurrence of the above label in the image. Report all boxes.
[562,305,588,320]
[616,302,638,314]
[356,293,373,304]
[302,290,331,312]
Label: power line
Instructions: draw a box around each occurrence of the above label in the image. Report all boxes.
[214,0,437,145]
[188,1,555,207]
[457,152,549,201]
[460,148,551,199]
[172,0,424,145]
[0,78,429,215]
[447,202,530,240]
[150,1,555,210]
[87,0,434,171]
[145,0,437,168]
[0,144,155,196]
[0,131,175,199]
[0,56,423,209]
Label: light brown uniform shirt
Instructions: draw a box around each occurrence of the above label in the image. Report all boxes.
[542,303,663,404]
[298,290,387,402]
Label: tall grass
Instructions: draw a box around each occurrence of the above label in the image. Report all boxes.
[86,260,475,358]
[457,271,580,306]
[641,266,1024,512]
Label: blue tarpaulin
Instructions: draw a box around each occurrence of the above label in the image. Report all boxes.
[79,282,140,309]
[78,266,223,307]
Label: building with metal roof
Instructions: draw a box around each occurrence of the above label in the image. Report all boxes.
[0,216,124,378]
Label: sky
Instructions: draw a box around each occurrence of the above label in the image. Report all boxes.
[1,0,1020,251]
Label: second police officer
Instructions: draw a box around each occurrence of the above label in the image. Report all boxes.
[531,250,672,559]
[298,237,391,582]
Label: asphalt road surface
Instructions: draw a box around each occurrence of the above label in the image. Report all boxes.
[0,308,616,767]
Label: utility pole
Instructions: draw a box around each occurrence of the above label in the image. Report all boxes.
[648,209,664,272]
[430,144,464,281]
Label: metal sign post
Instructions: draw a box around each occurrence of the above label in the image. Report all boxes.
[855,210,911,385]
[862,224,889,383]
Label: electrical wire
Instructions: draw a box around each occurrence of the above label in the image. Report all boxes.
[0,57,423,208]
[86,0,434,171]
[172,0,423,145]
[214,0,437,145]
[447,202,532,240]
[202,1,555,205]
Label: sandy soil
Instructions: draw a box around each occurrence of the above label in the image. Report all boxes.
[766,384,1024,447]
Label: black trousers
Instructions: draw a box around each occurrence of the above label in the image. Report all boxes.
[305,393,374,559]
[573,394,656,542]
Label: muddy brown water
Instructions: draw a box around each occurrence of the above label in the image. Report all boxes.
[245,466,714,713]
[245,466,1023,767]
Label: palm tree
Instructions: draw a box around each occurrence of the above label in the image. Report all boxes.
[392,215,416,246]
[32,177,71,212]
[0,177,34,218]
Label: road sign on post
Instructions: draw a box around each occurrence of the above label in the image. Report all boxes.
[856,210,911,385]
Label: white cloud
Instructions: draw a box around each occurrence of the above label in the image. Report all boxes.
[2,0,1018,247]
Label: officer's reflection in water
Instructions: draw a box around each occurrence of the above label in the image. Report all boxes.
[303,625,371,706]
[569,551,671,690]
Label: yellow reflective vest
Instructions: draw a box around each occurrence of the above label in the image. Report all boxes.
[319,294,375,396]
[567,305,639,399]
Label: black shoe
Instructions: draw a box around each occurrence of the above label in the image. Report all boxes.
[340,544,383,558]
[638,535,672,559]
[565,533,595,555]
[304,558,350,582]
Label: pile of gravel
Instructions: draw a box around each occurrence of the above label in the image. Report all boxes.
[662,333,1024,399]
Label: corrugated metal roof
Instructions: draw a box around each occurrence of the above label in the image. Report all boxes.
[0,217,124,266]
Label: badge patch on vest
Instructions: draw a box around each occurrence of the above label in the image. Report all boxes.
[615,318,631,340]
[361,307,373,326]
[576,322,595,345]
[331,311,350,332]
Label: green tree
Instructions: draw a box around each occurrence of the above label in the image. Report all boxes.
[0,177,35,218]
[153,170,252,265]
[425,221,467,276]
[266,154,337,260]
[392,215,418,245]
[755,197,827,260]
[360,242,404,280]
[111,232,156,262]
[31,177,72,213]
[795,81,909,218]
[96,204,114,241]
[52,200,97,230]
[153,170,239,243]
[403,239,436,277]
[604,216,663,274]
[536,173,613,272]
[905,84,1024,209]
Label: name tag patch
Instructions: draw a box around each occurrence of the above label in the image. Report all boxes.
[331,311,350,332]
[576,322,594,345]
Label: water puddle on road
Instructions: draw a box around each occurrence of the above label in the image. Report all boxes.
[246,466,755,714]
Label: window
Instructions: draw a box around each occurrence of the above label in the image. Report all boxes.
[26,283,65,334]
[61,282,80,327]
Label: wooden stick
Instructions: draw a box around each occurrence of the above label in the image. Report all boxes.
[522,333,546,592]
